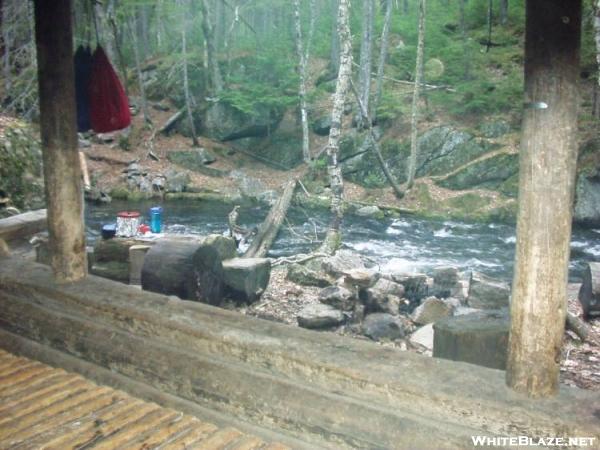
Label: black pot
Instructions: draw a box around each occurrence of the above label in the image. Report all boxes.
[101,223,117,240]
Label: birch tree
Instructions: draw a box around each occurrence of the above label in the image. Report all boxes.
[372,0,393,116]
[293,0,316,163]
[320,0,352,255]
[406,0,426,190]
[357,0,374,128]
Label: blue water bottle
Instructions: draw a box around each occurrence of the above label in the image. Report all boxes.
[150,206,163,233]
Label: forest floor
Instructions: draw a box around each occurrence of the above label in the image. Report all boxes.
[80,110,600,391]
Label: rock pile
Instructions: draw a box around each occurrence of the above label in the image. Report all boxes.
[290,252,511,353]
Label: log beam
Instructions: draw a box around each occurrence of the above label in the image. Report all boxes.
[507,0,581,397]
[33,0,86,282]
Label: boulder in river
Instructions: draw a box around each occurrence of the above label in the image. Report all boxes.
[467,272,510,310]
[431,266,461,299]
[386,272,429,302]
[297,304,345,329]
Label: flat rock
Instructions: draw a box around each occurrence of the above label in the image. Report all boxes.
[467,272,510,309]
[297,304,345,329]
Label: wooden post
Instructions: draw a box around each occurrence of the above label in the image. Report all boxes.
[34,0,87,282]
[506,0,581,397]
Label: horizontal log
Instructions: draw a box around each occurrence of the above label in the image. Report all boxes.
[0,209,47,243]
[0,258,598,447]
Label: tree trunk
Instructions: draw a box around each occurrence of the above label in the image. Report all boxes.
[329,0,340,74]
[181,2,199,146]
[293,0,315,163]
[506,0,581,398]
[357,0,374,128]
[578,262,600,319]
[459,0,471,80]
[406,0,426,190]
[595,0,600,119]
[107,1,128,96]
[351,80,404,199]
[33,0,87,282]
[319,0,352,255]
[2,0,11,97]
[244,180,297,258]
[129,15,152,126]
[201,0,223,95]
[500,0,508,25]
[373,0,393,117]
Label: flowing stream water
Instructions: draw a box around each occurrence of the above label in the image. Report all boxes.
[86,200,600,282]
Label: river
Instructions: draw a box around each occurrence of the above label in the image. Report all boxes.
[85,200,600,282]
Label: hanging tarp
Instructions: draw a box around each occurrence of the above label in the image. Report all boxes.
[74,45,93,132]
[89,46,131,133]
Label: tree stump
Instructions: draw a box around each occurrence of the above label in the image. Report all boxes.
[579,262,600,319]
[141,237,225,305]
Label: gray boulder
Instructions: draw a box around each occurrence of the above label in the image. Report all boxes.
[297,304,345,329]
[164,168,191,193]
[355,205,384,220]
[167,148,217,173]
[319,285,356,311]
[431,266,461,299]
[411,296,453,325]
[287,263,332,288]
[361,313,411,341]
[437,152,518,192]
[322,250,366,278]
[311,115,332,136]
[222,257,271,303]
[386,272,429,301]
[363,278,406,315]
[467,272,510,309]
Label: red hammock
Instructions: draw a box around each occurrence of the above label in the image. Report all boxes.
[89,46,131,133]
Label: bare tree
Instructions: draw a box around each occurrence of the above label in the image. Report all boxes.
[506,0,581,398]
[499,0,508,25]
[594,0,600,118]
[406,0,426,190]
[319,0,352,255]
[293,0,316,163]
[357,0,374,128]
[372,0,393,116]
[329,0,340,74]
[200,0,223,95]
[129,14,152,126]
[180,0,199,146]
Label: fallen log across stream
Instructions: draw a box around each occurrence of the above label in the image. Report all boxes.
[243,180,297,258]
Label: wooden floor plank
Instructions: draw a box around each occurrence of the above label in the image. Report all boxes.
[4,389,120,447]
[0,379,89,428]
[39,399,147,449]
[192,427,244,450]
[225,435,266,450]
[160,422,219,450]
[87,408,177,450]
[0,351,290,450]
[0,373,83,415]
[112,410,188,450]
[129,415,200,450]
[0,365,58,394]
[9,396,130,450]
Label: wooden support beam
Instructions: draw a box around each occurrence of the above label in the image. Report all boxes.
[506,0,581,397]
[33,0,87,282]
